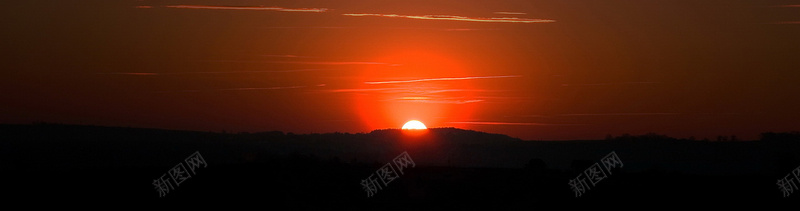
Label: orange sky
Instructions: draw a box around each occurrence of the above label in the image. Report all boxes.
[2,0,800,140]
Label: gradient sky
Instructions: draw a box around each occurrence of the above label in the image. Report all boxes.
[2,0,799,140]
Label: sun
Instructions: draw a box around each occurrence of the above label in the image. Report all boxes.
[402,120,427,130]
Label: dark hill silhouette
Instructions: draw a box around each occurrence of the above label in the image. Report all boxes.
[1,123,799,207]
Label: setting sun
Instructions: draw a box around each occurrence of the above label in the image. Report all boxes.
[402,120,427,130]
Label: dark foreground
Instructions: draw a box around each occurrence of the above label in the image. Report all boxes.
[2,123,798,208]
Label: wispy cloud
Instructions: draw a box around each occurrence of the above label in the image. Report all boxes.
[320,88,499,95]
[206,60,399,66]
[447,121,580,126]
[164,5,328,12]
[365,75,521,85]
[342,13,554,23]
[392,97,484,104]
[99,72,159,76]
[442,28,499,32]
[560,82,660,86]
[323,88,405,93]
[768,5,800,25]
[558,113,678,116]
[135,6,153,9]
[397,96,430,100]
[413,89,490,94]
[359,27,498,31]
[218,86,306,91]
[768,21,800,24]
[262,26,348,29]
[494,12,527,15]
[273,61,394,65]
[520,113,679,117]
[158,86,306,93]
[260,55,310,58]
[99,69,324,76]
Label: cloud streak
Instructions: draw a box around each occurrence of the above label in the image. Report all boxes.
[164,5,328,12]
[260,55,311,58]
[769,21,800,24]
[447,121,580,126]
[158,86,306,93]
[99,69,324,76]
[321,88,499,95]
[494,12,527,15]
[342,13,554,23]
[323,88,405,93]
[218,86,306,91]
[392,97,484,104]
[558,113,678,116]
[365,75,521,85]
[560,82,660,86]
[442,28,497,31]
[271,61,394,65]
[100,72,159,76]
[206,60,399,66]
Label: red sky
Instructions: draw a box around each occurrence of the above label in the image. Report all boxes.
[2,0,800,140]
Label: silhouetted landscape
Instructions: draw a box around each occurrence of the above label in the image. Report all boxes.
[5,0,800,208]
[3,123,799,207]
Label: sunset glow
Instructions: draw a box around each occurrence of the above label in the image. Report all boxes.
[5,0,800,205]
[3,0,799,140]
[402,120,427,130]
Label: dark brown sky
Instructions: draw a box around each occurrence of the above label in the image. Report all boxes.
[2,0,799,140]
